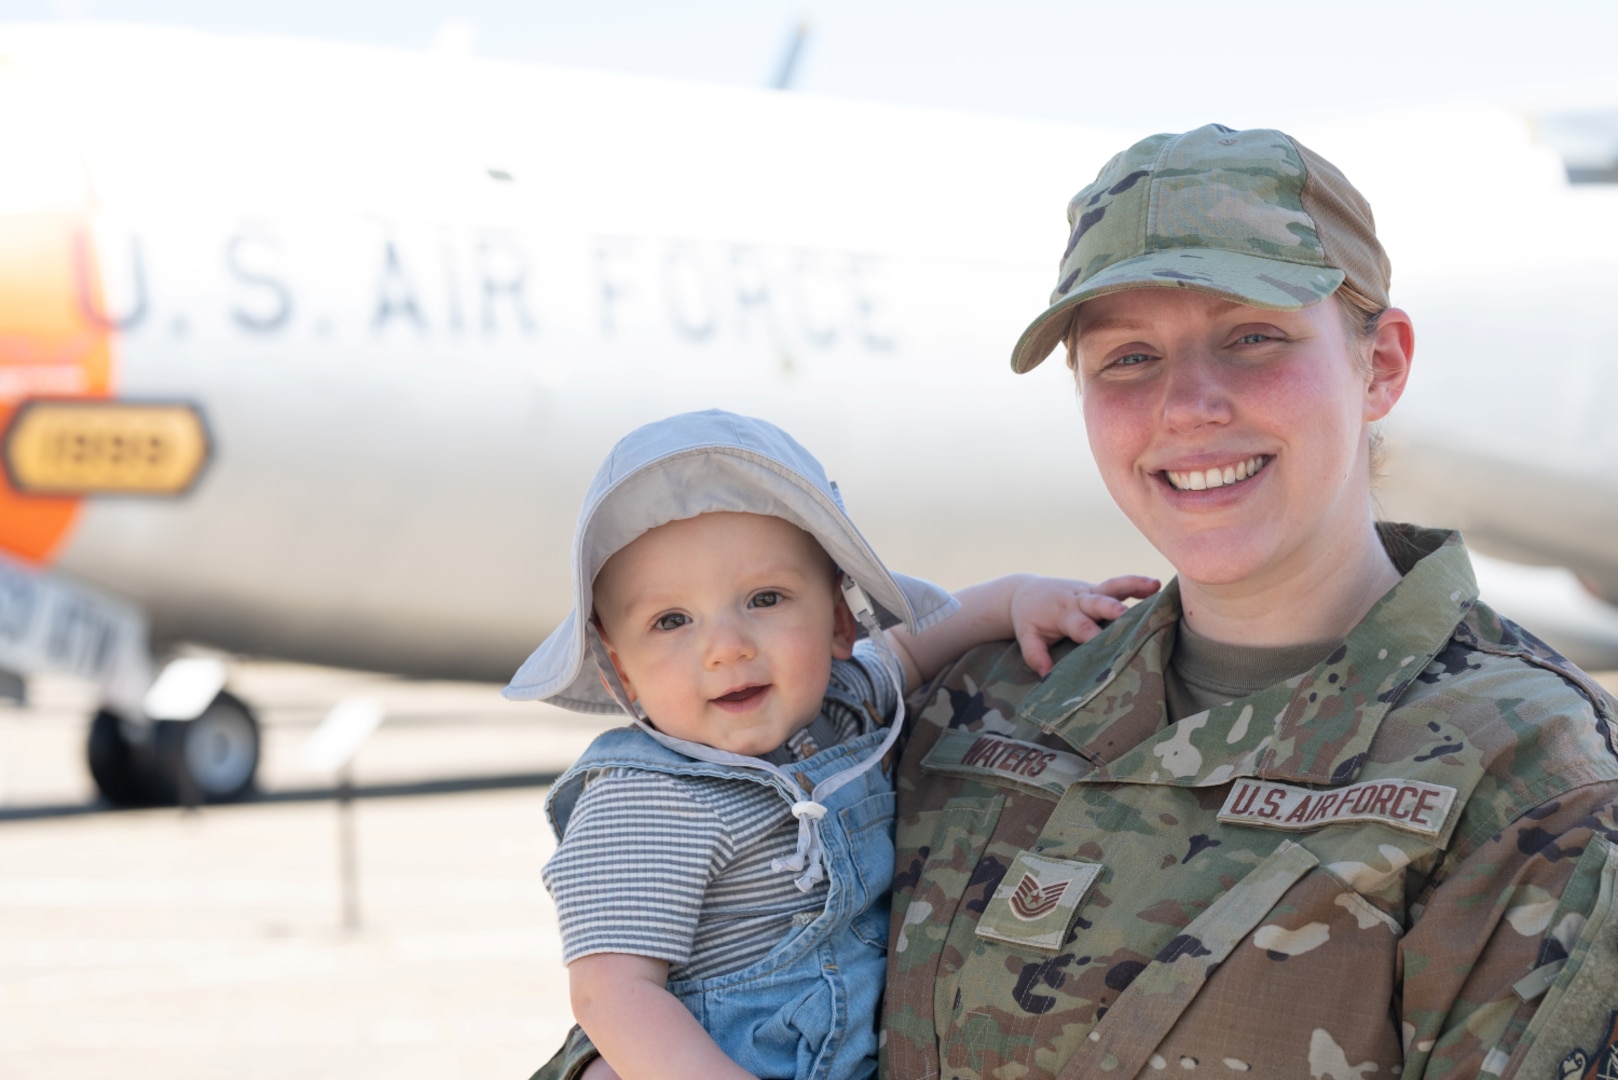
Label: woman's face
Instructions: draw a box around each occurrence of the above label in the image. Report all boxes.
[1072,288,1410,595]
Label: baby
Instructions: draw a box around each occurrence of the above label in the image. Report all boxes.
[505,410,1151,1080]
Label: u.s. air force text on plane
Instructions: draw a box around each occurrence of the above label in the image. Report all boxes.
[73,224,900,355]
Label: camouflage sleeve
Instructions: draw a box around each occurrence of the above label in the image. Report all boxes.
[1401,781,1618,1078]
[526,1024,598,1080]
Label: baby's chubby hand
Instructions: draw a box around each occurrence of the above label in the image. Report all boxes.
[887,571,1161,691]
[1008,574,1160,677]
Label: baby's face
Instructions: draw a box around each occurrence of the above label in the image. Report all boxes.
[593,512,856,756]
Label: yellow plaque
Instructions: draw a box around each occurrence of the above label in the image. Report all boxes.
[2,400,211,496]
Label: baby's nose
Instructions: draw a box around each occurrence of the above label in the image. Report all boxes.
[704,619,756,664]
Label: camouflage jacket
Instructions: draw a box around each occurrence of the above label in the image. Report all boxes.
[887,526,1618,1080]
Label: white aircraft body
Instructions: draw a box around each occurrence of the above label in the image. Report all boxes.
[0,24,1614,803]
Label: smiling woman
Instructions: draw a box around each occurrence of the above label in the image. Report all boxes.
[867,124,1618,1080]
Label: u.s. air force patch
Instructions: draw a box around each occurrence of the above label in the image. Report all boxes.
[975,852,1101,952]
[1217,777,1457,837]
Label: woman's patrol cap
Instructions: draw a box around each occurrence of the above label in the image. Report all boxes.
[503,409,959,713]
[1010,123,1392,374]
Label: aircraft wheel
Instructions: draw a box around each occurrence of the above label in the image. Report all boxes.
[152,690,261,804]
[86,708,150,805]
[87,692,261,806]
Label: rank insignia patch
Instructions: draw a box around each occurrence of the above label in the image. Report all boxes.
[976,852,1101,952]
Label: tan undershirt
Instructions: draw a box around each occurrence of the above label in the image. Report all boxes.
[1164,620,1340,723]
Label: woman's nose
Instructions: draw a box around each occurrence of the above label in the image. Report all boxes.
[1159,351,1232,431]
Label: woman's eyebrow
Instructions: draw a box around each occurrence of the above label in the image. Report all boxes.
[1074,317,1147,341]
[1076,300,1247,341]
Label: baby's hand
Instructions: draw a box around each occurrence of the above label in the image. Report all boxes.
[1009,574,1159,677]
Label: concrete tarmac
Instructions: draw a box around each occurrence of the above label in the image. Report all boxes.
[0,663,619,1080]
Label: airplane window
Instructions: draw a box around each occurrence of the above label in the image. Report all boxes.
[1535,109,1618,184]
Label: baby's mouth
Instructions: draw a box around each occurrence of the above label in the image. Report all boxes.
[1164,454,1270,492]
[714,685,768,706]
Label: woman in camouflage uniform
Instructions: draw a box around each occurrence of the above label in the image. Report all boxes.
[549,124,1618,1079]
[881,124,1618,1080]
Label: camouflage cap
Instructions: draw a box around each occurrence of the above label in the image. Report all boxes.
[1010,123,1392,374]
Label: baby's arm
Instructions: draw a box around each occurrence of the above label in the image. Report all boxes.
[886,573,1159,685]
[569,953,756,1080]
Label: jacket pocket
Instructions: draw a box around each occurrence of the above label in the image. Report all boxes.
[1057,840,1321,1079]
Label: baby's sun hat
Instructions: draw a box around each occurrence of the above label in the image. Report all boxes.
[503,408,958,710]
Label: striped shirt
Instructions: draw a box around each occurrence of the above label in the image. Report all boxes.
[543,643,896,980]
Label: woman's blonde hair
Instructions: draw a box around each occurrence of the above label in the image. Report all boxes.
[1332,281,1389,484]
[1334,280,1385,350]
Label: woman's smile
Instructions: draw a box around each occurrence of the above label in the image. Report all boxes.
[1161,454,1270,492]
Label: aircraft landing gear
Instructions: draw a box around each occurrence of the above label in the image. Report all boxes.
[86,690,261,806]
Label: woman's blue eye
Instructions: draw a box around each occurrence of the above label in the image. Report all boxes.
[1113,352,1151,367]
[750,591,782,609]
[654,613,689,631]
[1237,332,1273,344]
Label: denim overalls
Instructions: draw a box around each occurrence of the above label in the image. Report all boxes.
[547,718,895,1080]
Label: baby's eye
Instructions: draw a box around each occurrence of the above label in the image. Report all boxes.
[749,591,782,609]
[653,613,690,631]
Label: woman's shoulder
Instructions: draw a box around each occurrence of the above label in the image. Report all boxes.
[1390,599,1618,842]
[1458,600,1617,706]
[1401,599,1618,739]
[909,638,1048,730]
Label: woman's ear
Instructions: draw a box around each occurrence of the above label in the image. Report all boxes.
[830,586,858,661]
[1363,308,1415,422]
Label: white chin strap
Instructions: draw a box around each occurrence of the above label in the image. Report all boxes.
[585,579,906,893]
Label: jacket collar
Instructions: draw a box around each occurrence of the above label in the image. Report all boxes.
[1019,526,1478,787]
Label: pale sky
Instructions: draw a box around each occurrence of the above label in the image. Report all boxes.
[3,0,1617,131]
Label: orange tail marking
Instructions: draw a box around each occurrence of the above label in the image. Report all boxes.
[0,213,115,564]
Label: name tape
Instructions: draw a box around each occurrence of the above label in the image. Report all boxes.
[1218,777,1458,837]
[921,730,1090,798]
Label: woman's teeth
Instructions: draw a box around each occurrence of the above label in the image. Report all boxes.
[1166,455,1268,492]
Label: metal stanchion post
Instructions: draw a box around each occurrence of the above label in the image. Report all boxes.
[338,765,360,932]
[303,698,385,934]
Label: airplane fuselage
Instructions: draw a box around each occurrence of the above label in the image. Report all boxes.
[2,24,1616,693]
